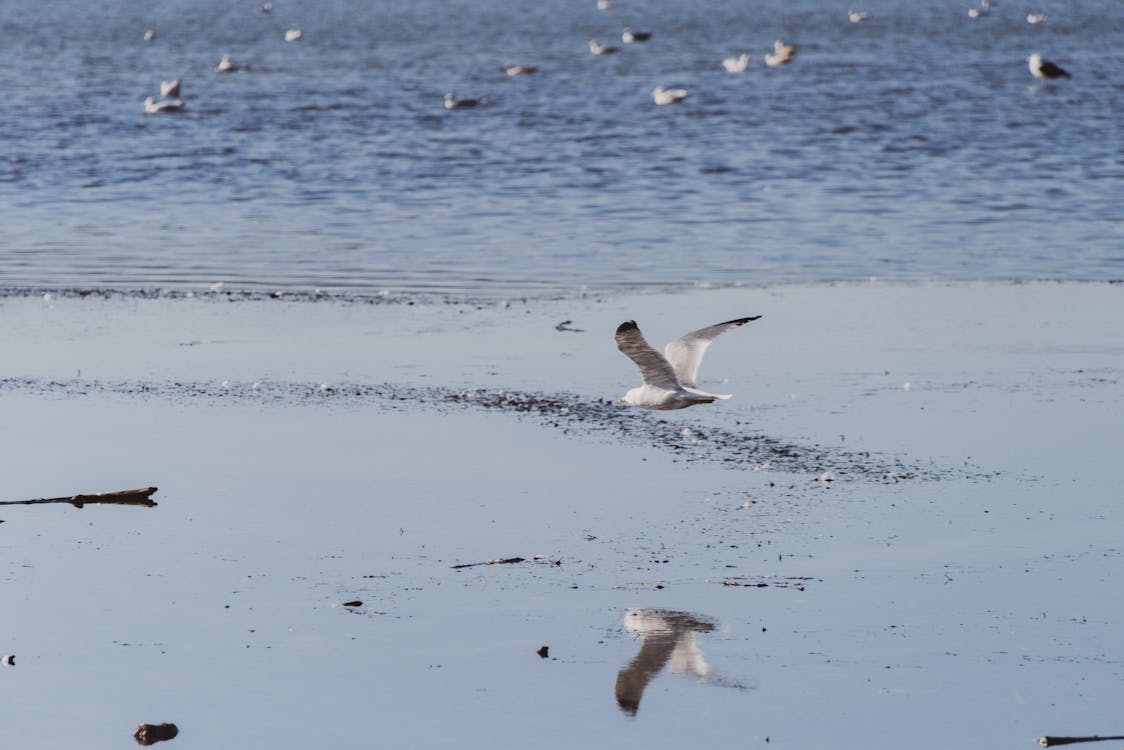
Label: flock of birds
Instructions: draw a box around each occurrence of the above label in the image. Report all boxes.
[140,2,303,114]
[140,0,1074,116]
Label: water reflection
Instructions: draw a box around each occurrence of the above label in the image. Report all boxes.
[615,608,746,715]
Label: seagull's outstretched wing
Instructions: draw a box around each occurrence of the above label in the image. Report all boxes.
[616,320,681,390]
[664,316,760,388]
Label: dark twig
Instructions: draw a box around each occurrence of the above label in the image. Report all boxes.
[0,487,158,509]
[1039,736,1124,747]
[450,557,525,569]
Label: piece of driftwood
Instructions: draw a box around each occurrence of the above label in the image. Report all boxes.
[450,557,525,569]
[1039,737,1124,747]
[133,722,178,745]
[0,487,158,509]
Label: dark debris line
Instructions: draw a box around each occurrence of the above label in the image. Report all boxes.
[0,377,948,481]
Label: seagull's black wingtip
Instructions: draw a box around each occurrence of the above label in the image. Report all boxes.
[729,315,762,326]
[615,320,639,335]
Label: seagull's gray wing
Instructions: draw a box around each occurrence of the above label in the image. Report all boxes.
[663,316,760,388]
[615,320,682,389]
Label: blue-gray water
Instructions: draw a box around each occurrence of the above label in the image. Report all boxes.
[2,0,1121,296]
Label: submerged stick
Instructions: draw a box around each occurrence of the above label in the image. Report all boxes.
[1039,737,1124,747]
[0,487,158,509]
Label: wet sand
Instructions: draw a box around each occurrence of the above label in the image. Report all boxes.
[1,282,1122,748]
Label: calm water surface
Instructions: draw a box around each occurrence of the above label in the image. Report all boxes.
[2,0,1121,295]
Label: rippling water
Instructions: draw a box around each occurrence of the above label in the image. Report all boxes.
[2,0,1121,295]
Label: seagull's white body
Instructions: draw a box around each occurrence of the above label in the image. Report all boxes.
[722,53,750,73]
[215,54,238,72]
[502,64,538,76]
[143,29,156,41]
[1028,53,1070,80]
[144,96,185,114]
[1026,13,1047,24]
[597,0,613,9]
[589,39,620,55]
[284,29,303,42]
[849,9,872,22]
[968,7,987,18]
[651,85,688,105]
[615,316,759,409]
[160,79,181,98]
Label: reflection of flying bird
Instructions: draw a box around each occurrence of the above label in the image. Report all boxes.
[615,609,724,715]
[616,316,759,409]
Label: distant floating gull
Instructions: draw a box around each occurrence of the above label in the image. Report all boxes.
[284,28,302,42]
[160,79,181,98]
[144,96,185,114]
[501,64,538,75]
[848,9,872,22]
[968,7,987,18]
[765,39,797,66]
[444,92,479,109]
[597,0,613,9]
[616,316,759,409]
[143,29,156,41]
[1026,13,1047,24]
[622,27,652,43]
[651,85,688,105]
[260,2,273,12]
[215,54,238,72]
[1027,53,1069,79]
[722,53,750,73]
[589,38,620,55]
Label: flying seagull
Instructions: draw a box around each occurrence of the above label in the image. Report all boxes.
[1028,53,1069,79]
[615,316,760,409]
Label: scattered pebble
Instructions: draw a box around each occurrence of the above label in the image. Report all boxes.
[342,600,362,608]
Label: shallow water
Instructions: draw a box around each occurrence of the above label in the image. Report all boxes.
[2,0,1122,295]
[1,284,1122,747]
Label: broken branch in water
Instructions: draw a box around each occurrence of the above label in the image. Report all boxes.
[0,487,158,509]
[1039,737,1124,747]
[450,557,525,569]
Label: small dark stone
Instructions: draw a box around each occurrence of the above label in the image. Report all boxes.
[537,645,549,658]
[342,600,362,608]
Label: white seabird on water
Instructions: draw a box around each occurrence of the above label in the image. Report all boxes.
[968,7,988,18]
[622,27,652,43]
[651,85,688,105]
[260,2,272,13]
[597,0,613,8]
[1026,13,1048,24]
[501,64,538,75]
[143,29,156,41]
[722,53,750,73]
[444,92,479,109]
[215,54,239,72]
[765,39,797,66]
[589,38,620,55]
[144,96,185,114]
[615,316,759,409]
[160,79,181,98]
[848,9,872,22]
[284,28,303,42]
[1027,53,1070,80]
